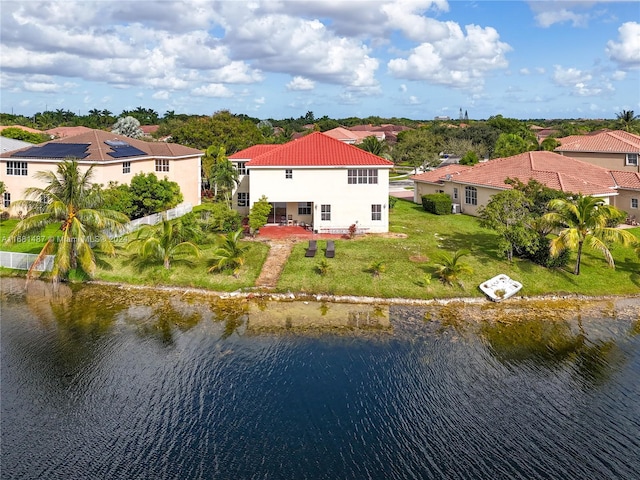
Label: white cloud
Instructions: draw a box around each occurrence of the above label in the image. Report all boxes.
[23,81,60,93]
[191,84,233,97]
[520,68,531,75]
[552,65,614,97]
[287,76,315,91]
[606,22,640,69]
[388,24,511,89]
[152,90,170,100]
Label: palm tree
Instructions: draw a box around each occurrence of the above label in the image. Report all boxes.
[212,159,239,208]
[543,195,636,275]
[127,217,201,270]
[358,136,390,158]
[615,110,639,132]
[5,159,129,281]
[433,249,473,286]
[208,229,248,276]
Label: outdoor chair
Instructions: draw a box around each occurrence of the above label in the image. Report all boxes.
[305,240,317,257]
[325,240,335,258]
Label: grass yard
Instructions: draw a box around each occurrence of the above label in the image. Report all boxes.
[0,219,62,254]
[277,199,640,299]
[94,239,270,292]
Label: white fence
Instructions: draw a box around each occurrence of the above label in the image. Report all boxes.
[0,203,192,272]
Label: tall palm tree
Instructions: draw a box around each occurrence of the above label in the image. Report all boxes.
[358,136,390,159]
[208,229,248,277]
[127,217,201,270]
[543,195,636,275]
[433,249,473,286]
[615,110,639,132]
[6,159,129,281]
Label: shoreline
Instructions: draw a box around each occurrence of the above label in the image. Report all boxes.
[83,279,640,307]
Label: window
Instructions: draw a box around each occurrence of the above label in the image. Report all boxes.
[632,198,639,209]
[236,162,247,175]
[321,204,331,221]
[626,153,638,166]
[6,161,27,176]
[347,169,378,184]
[3,192,10,208]
[123,161,131,174]
[155,159,169,172]
[453,188,458,200]
[465,186,477,206]
[371,204,382,221]
[237,192,249,207]
[285,169,293,179]
[298,202,312,215]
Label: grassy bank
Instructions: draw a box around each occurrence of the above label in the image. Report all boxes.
[2,199,639,300]
[278,199,640,299]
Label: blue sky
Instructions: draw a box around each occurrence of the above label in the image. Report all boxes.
[1,0,638,121]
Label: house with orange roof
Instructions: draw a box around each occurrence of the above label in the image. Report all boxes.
[555,130,640,172]
[229,132,394,233]
[0,129,203,215]
[45,126,94,138]
[411,151,639,217]
[322,127,385,145]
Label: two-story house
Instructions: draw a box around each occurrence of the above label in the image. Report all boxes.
[0,129,203,215]
[555,130,640,172]
[229,132,394,233]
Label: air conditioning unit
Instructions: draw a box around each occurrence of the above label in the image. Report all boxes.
[452,204,460,214]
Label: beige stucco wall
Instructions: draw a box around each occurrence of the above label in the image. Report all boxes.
[413,181,503,216]
[1,155,201,216]
[614,189,640,216]
[248,166,391,233]
[558,151,639,173]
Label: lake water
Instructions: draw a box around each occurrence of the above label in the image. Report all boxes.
[1,279,639,480]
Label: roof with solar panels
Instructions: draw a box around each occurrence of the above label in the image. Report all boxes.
[0,129,202,161]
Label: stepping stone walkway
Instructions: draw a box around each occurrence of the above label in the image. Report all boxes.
[255,240,295,288]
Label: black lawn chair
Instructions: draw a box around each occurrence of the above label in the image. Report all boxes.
[305,240,317,257]
[325,240,335,258]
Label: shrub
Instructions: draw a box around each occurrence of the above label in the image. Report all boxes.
[524,237,571,268]
[388,196,398,209]
[421,193,452,215]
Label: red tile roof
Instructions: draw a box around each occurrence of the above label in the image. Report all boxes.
[228,144,280,160]
[1,129,202,161]
[243,132,394,167]
[45,126,94,137]
[611,171,640,190]
[413,151,619,196]
[411,164,472,184]
[556,130,640,153]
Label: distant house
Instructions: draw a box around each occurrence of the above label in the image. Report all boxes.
[45,126,94,138]
[0,137,33,155]
[322,127,385,145]
[555,130,640,172]
[411,151,639,217]
[0,129,203,215]
[229,132,394,233]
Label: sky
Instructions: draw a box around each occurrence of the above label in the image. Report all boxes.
[1,0,638,121]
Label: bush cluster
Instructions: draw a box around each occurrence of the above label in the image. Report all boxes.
[421,193,452,215]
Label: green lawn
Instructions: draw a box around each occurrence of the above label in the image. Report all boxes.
[277,199,640,299]
[2,200,639,299]
[0,219,62,254]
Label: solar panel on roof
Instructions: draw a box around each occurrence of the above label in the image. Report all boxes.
[105,140,131,147]
[12,143,90,159]
[107,145,147,158]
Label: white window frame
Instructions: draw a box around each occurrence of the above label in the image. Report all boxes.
[465,186,477,206]
[632,198,638,209]
[371,204,382,221]
[236,162,247,175]
[347,169,378,184]
[123,161,131,174]
[298,202,311,215]
[285,169,293,179]
[453,187,458,200]
[626,153,638,166]
[155,159,169,172]
[321,204,331,221]
[3,192,10,208]
[6,161,28,176]
[237,192,249,207]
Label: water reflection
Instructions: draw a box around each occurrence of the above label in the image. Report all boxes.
[1,279,639,480]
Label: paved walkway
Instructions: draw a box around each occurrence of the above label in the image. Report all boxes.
[254,240,295,288]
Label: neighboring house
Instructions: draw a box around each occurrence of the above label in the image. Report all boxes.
[0,137,33,155]
[45,126,94,138]
[228,132,394,233]
[411,151,640,217]
[0,129,203,215]
[322,127,385,145]
[555,130,640,173]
